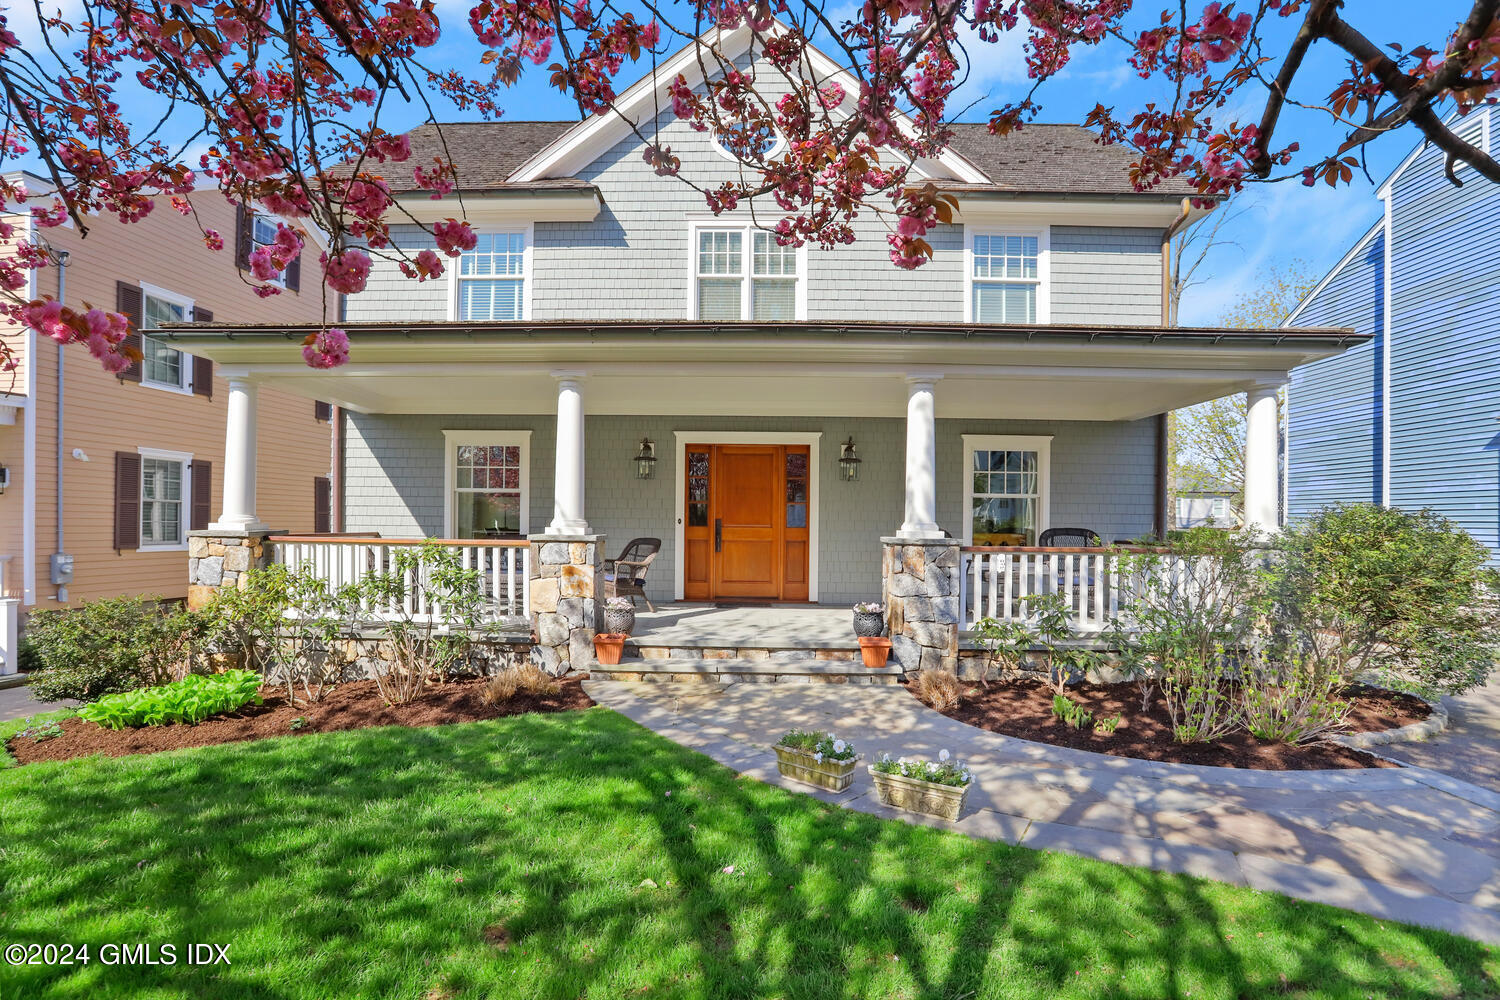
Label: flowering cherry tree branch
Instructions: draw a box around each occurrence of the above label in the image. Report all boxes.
[1,0,1497,377]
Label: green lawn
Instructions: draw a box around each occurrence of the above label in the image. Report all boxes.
[0,708,1495,999]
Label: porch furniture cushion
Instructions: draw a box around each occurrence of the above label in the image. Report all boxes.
[1038,527,1102,547]
[603,537,662,612]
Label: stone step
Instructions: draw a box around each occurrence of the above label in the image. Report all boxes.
[591,657,903,685]
[626,642,860,661]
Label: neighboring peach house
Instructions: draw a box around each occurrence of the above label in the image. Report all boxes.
[0,173,333,668]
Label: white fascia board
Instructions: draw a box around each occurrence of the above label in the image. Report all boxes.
[509,25,754,182]
[391,190,602,225]
[1282,214,1383,327]
[510,21,990,186]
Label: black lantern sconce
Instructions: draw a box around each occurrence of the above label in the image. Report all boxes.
[838,437,861,482]
[633,438,657,480]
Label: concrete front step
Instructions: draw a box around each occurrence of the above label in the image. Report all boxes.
[593,656,902,684]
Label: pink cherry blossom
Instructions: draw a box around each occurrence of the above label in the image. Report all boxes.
[302,327,350,368]
[322,249,372,294]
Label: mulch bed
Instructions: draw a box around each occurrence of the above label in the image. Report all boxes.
[928,679,1430,770]
[7,677,594,766]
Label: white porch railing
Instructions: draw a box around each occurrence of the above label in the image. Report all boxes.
[959,546,1209,633]
[272,536,530,623]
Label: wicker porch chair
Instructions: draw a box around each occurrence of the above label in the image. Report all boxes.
[1038,527,1103,548]
[602,537,662,612]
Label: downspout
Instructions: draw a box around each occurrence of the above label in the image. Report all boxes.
[1156,198,1193,538]
[54,250,69,603]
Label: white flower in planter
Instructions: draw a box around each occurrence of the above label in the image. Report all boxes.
[813,752,824,763]
[832,739,847,755]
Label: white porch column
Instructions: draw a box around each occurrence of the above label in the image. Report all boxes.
[1243,381,1282,534]
[210,376,267,532]
[547,371,589,535]
[899,375,942,538]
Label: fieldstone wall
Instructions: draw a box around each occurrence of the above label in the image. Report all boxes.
[882,537,960,672]
[528,533,604,676]
[186,530,280,610]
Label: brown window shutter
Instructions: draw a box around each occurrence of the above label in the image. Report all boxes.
[191,459,213,531]
[114,451,141,550]
[116,281,143,383]
[192,355,213,397]
[314,400,332,422]
[234,203,253,270]
[314,476,332,533]
[285,251,301,292]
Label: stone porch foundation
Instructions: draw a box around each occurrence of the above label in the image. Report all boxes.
[882,536,960,673]
[528,533,604,676]
[187,529,282,609]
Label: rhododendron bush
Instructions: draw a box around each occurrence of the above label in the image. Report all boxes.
[1,0,1498,375]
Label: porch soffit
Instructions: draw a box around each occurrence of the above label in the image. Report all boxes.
[157,322,1361,422]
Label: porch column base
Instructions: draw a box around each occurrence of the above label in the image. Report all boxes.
[186,528,283,610]
[881,536,960,674]
[527,532,604,676]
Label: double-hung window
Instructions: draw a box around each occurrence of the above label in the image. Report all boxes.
[694,227,800,321]
[141,285,195,392]
[962,435,1051,545]
[443,431,531,538]
[140,449,191,548]
[456,231,527,321]
[969,231,1044,323]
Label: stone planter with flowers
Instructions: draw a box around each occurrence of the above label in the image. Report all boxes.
[774,730,859,792]
[869,750,973,821]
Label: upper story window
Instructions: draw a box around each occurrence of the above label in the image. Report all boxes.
[693,226,800,321]
[970,232,1042,324]
[456,231,527,321]
[140,284,196,392]
[713,122,784,162]
[249,212,286,288]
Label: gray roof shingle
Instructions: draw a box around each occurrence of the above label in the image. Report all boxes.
[373,119,1198,198]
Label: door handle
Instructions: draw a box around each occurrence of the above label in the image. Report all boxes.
[714,519,722,552]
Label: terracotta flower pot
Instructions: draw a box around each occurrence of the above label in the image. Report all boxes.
[858,636,893,668]
[773,746,858,792]
[593,633,627,665]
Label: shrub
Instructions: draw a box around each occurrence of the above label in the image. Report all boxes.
[1269,504,1500,698]
[350,544,494,704]
[912,668,962,712]
[15,636,41,675]
[871,751,971,786]
[26,596,203,703]
[776,730,856,761]
[970,616,1033,686]
[77,670,263,729]
[1240,651,1350,744]
[1160,648,1243,743]
[203,563,359,706]
[973,592,1102,694]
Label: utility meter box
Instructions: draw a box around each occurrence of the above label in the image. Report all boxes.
[50,553,74,586]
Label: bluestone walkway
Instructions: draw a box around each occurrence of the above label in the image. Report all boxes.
[1380,680,1500,793]
[583,679,1500,944]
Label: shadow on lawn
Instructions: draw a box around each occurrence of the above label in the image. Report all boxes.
[1,710,1493,999]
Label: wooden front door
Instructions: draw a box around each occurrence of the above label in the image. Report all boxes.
[684,444,810,602]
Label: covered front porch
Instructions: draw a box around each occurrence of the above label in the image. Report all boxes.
[164,319,1366,671]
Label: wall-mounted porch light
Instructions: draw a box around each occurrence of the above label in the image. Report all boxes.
[633,438,657,480]
[838,437,861,482]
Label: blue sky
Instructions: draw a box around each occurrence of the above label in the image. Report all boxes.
[6,1,1466,326]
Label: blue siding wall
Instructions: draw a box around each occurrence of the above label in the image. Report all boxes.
[1286,226,1383,520]
[1386,127,1500,560]
[1287,105,1500,562]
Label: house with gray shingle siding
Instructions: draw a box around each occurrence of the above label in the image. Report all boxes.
[1285,106,1500,564]
[167,26,1367,672]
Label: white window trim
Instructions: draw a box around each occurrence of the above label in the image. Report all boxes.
[685,221,808,321]
[960,434,1052,545]
[136,446,193,551]
[671,430,821,602]
[1449,113,1489,177]
[963,226,1051,324]
[446,223,534,322]
[708,126,787,165]
[138,282,198,395]
[441,430,532,537]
